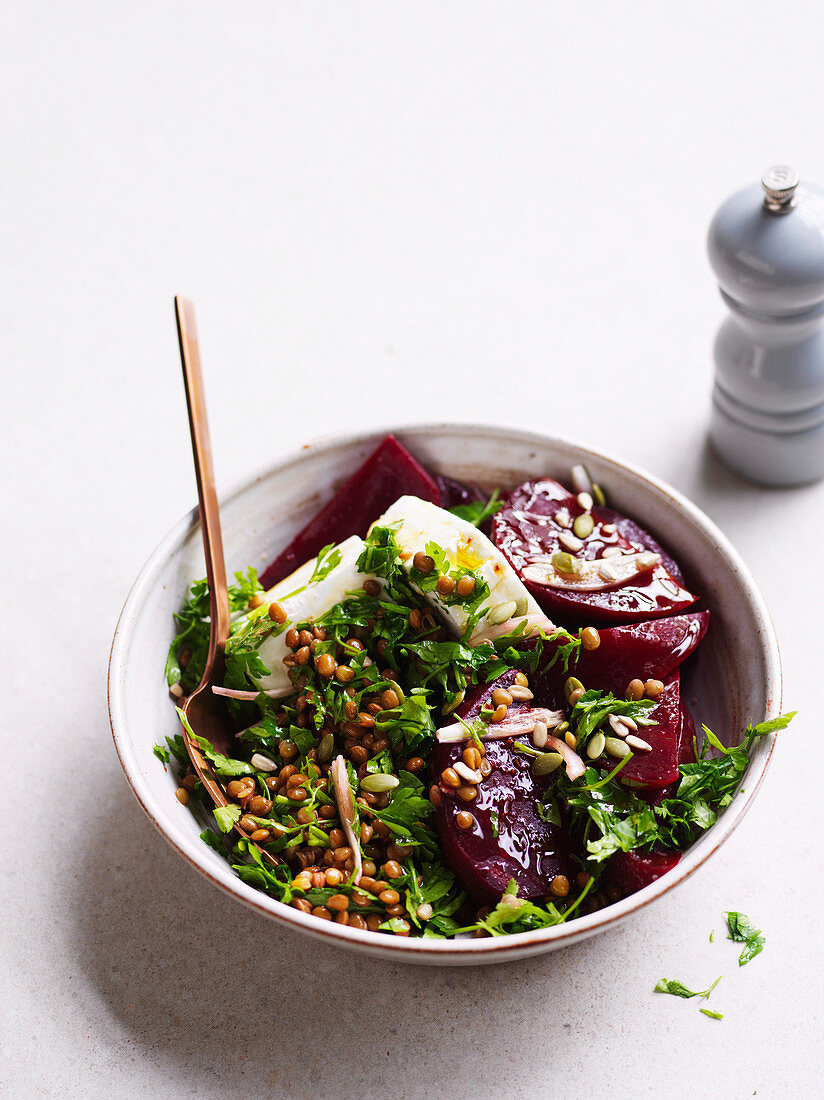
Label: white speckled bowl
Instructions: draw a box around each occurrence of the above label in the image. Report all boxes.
[108,424,781,965]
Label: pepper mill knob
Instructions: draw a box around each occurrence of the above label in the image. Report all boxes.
[707,165,824,485]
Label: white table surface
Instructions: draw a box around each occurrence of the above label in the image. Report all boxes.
[3,4,822,1097]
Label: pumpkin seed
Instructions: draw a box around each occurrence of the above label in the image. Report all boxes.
[586,732,606,759]
[573,513,594,540]
[317,734,335,763]
[360,773,400,793]
[486,599,517,625]
[533,752,564,776]
[552,551,582,575]
[564,676,585,702]
[592,483,606,507]
[604,736,631,759]
[512,595,529,617]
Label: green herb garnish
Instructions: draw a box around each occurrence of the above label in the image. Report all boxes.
[725,911,765,965]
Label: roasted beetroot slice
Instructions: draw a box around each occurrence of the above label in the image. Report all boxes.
[530,612,709,712]
[492,479,697,624]
[430,672,575,904]
[259,435,440,588]
[605,850,681,896]
[574,612,709,691]
[618,672,683,788]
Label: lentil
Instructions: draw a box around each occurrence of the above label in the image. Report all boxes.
[327,894,350,912]
[456,785,477,803]
[456,811,474,831]
[311,906,333,921]
[549,874,570,898]
[626,678,645,701]
[316,652,337,678]
[644,678,664,700]
[175,787,189,806]
[436,574,455,596]
[456,575,475,597]
[581,626,601,651]
[382,860,404,879]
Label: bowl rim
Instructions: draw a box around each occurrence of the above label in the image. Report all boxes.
[108,421,782,962]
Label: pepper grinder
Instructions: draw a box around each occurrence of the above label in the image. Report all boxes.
[707,165,824,485]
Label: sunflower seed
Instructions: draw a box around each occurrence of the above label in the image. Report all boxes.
[608,714,629,738]
[602,546,625,558]
[601,523,617,535]
[556,508,572,529]
[598,562,618,582]
[251,752,278,772]
[454,761,482,784]
[576,491,594,512]
[626,735,652,753]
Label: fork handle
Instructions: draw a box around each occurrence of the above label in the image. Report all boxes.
[175,297,231,668]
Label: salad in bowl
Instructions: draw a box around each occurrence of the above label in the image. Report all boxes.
[153,433,789,943]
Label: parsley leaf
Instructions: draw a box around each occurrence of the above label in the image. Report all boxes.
[214,803,242,833]
[655,976,721,999]
[725,911,765,965]
[449,490,503,528]
[153,743,170,764]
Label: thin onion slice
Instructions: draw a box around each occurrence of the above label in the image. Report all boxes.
[331,755,362,885]
[211,684,293,701]
[437,707,565,743]
[543,734,586,781]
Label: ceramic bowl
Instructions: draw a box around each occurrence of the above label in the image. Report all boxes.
[108,424,782,965]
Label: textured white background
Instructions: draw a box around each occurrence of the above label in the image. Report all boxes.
[2,3,823,1097]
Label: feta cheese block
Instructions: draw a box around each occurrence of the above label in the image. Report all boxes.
[247,535,377,693]
[374,496,553,644]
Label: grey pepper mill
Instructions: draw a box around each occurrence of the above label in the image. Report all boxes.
[707,165,824,486]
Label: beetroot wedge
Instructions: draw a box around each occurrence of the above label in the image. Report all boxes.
[259,435,440,589]
[604,850,681,896]
[492,478,697,624]
[617,672,683,788]
[531,612,709,712]
[430,671,575,904]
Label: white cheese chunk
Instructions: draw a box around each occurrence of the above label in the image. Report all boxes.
[247,535,376,693]
[373,496,552,644]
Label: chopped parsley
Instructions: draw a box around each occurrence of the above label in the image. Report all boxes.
[725,911,765,965]
[655,975,721,1000]
[448,490,503,528]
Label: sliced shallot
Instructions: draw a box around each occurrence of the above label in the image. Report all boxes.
[543,734,586,781]
[211,684,293,700]
[437,707,565,743]
[331,755,363,885]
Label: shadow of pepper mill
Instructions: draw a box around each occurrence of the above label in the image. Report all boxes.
[708,165,824,486]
